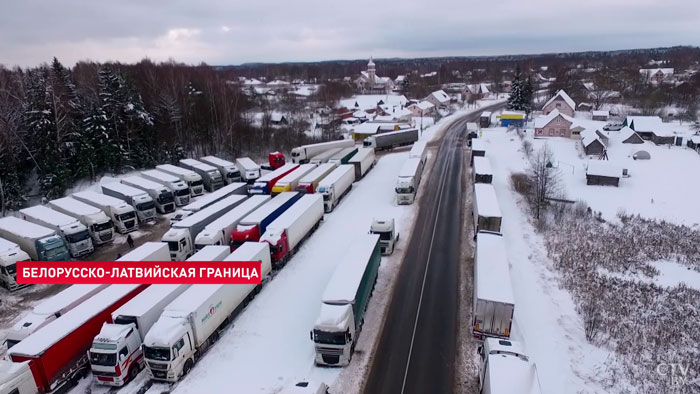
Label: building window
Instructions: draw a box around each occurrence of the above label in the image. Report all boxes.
[549,128,554,136]
[556,102,561,108]
[560,129,566,136]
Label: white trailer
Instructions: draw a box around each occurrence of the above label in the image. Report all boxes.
[143,242,272,382]
[194,195,270,249]
[395,157,425,205]
[0,217,70,262]
[5,285,109,348]
[473,157,493,184]
[162,195,246,260]
[259,194,324,265]
[200,156,242,184]
[141,170,191,206]
[297,163,336,193]
[170,182,247,224]
[179,159,224,192]
[121,176,176,214]
[347,147,376,179]
[0,238,30,291]
[271,164,318,194]
[47,197,114,245]
[473,183,502,235]
[478,338,542,394]
[308,147,342,165]
[20,206,94,258]
[317,165,355,213]
[72,191,138,234]
[0,360,36,394]
[473,232,514,340]
[235,157,261,182]
[89,284,191,386]
[409,140,427,166]
[290,139,355,163]
[471,139,486,165]
[186,245,231,261]
[156,164,204,197]
[116,242,170,262]
[363,128,418,150]
[101,182,156,223]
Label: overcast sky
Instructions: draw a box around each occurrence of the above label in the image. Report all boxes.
[1,0,699,67]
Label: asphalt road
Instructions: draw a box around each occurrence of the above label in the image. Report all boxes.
[362,106,501,394]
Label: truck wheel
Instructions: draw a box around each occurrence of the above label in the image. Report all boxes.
[129,366,139,382]
[183,359,194,376]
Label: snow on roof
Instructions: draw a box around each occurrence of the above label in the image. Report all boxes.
[257,163,299,182]
[267,80,290,86]
[348,147,374,164]
[101,181,149,198]
[184,182,247,212]
[96,323,132,341]
[311,147,343,161]
[626,116,662,131]
[339,95,408,111]
[586,161,622,178]
[271,112,286,122]
[318,165,354,188]
[276,164,317,185]
[475,233,514,304]
[240,192,299,225]
[181,159,218,173]
[471,139,487,152]
[157,164,199,178]
[0,237,21,254]
[0,217,56,239]
[112,284,189,320]
[639,68,674,76]
[581,133,604,148]
[186,245,231,261]
[398,157,423,178]
[329,147,358,161]
[200,156,235,168]
[262,194,322,234]
[616,127,639,141]
[543,90,576,110]
[351,123,382,136]
[20,205,78,228]
[174,195,246,229]
[487,351,541,394]
[410,100,434,111]
[142,169,181,183]
[122,176,167,191]
[235,157,259,170]
[409,141,427,157]
[481,111,492,117]
[243,78,264,86]
[474,183,502,218]
[466,122,479,131]
[9,285,143,356]
[224,241,268,262]
[473,157,493,175]
[315,302,352,331]
[49,197,103,216]
[430,90,450,104]
[322,234,380,304]
[201,195,270,235]
[117,242,168,261]
[73,190,131,209]
[300,163,337,184]
[691,135,700,144]
[32,285,106,315]
[534,109,574,128]
[592,110,609,117]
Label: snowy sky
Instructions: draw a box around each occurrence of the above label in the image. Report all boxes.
[1,0,699,67]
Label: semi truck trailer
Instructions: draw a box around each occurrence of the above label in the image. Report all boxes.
[156,164,204,197]
[363,128,418,151]
[369,218,399,256]
[186,245,231,262]
[327,146,358,166]
[0,238,30,291]
[230,192,301,248]
[200,156,242,184]
[121,176,176,214]
[235,157,261,182]
[317,165,355,213]
[308,147,342,165]
[0,218,70,262]
[72,191,138,234]
[250,163,299,195]
[290,139,355,164]
[473,183,502,235]
[162,195,246,260]
[347,147,376,179]
[143,242,272,382]
[101,182,156,223]
[170,182,247,224]
[408,140,427,166]
[47,197,114,245]
[271,164,317,194]
[259,194,324,265]
[20,206,94,258]
[473,232,514,340]
[179,159,224,192]
[194,196,270,250]
[312,234,381,366]
[116,242,170,262]
[473,157,493,184]
[6,285,147,393]
[395,157,425,205]
[471,139,486,166]
[141,170,191,207]
[296,163,336,193]
[478,338,542,394]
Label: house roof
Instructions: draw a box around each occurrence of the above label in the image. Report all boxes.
[410,101,435,111]
[592,110,609,117]
[534,109,574,128]
[626,116,663,132]
[430,90,450,104]
[639,68,674,76]
[339,95,408,111]
[270,112,286,122]
[617,126,641,142]
[581,129,606,148]
[543,90,576,110]
[351,122,382,135]
[586,161,622,178]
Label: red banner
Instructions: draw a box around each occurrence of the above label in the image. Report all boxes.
[16,261,261,285]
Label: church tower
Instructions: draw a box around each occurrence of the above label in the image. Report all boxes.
[367,57,376,86]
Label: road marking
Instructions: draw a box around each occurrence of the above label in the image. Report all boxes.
[400,125,461,394]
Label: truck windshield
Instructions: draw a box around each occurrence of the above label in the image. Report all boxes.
[373,231,392,241]
[228,171,240,179]
[143,346,170,361]
[395,187,414,194]
[322,193,330,202]
[90,351,117,366]
[137,201,156,211]
[118,211,136,221]
[159,192,175,204]
[191,180,204,187]
[363,140,372,147]
[44,245,68,259]
[313,330,346,345]
[6,263,17,276]
[94,220,114,232]
[167,241,179,252]
[176,188,190,197]
[66,229,90,243]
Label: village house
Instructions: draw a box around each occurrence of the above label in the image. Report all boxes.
[592,110,609,121]
[687,135,700,153]
[580,128,607,155]
[354,58,395,94]
[623,116,663,140]
[534,109,575,138]
[617,127,645,144]
[639,68,674,84]
[462,83,490,102]
[586,161,622,187]
[407,101,435,117]
[426,89,451,108]
[542,90,576,117]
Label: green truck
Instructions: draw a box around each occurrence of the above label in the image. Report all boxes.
[311,233,381,366]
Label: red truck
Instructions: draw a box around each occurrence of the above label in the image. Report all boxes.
[230,192,302,249]
[268,152,285,169]
[7,285,147,393]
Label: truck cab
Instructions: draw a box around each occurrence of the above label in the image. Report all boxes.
[312,303,355,366]
[0,360,37,394]
[395,176,417,204]
[162,228,192,261]
[60,223,94,257]
[37,235,71,261]
[112,205,139,233]
[260,228,288,264]
[89,324,143,386]
[132,194,156,222]
[0,246,30,291]
[362,137,376,148]
[230,224,260,249]
[143,317,192,382]
[170,210,193,225]
[88,216,115,244]
[477,338,542,394]
[370,219,399,255]
[155,189,176,213]
[317,186,334,212]
[269,152,285,169]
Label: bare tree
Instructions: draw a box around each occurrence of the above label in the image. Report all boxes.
[526,144,562,220]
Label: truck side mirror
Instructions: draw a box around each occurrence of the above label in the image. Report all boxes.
[309,331,313,341]
[346,332,352,342]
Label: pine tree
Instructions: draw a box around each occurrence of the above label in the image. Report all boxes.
[522,75,534,115]
[507,65,525,111]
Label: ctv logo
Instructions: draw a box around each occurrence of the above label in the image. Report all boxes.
[656,362,692,386]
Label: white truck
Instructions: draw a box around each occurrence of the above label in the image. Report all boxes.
[48,197,114,245]
[141,169,191,206]
[369,218,399,255]
[0,238,30,292]
[116,242,170,262]
[312,234,381,366]
[19,206,94,258]
[290,139,355,163]
[363,128,418,150]
[186,245,231,261]
[5,284,109,348]
[179,158,224,192]
[0,360,36,394]
[89,284,191,386]
[72,191,139,234]
[235,157,261,182]
[473,232,514,340]
[308,147,342,165]
[327,146,358,166]
[259,194,324,265]
[409,140,427,166]
[279,381,330,394]
[194,195,270,250]
[143,242,272,382]
[347,147,376,179]
[473,183,502,236]
[200,156,242,184]
[473,156,493,184]
[121,176,176,214]
[156,164,205,197]
[0,217,70,262]
[162,195,247,260]
[317,164,355,213]
[478,338,542,394]
[170,182,248,224]
[395,157,425,205]
[101,182,156,223]
[271,164,318,194]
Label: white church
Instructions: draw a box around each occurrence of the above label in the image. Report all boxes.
[354,57,395,94]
